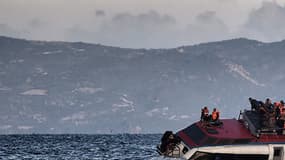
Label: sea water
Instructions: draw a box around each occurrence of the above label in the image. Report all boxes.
[0,134,173,160]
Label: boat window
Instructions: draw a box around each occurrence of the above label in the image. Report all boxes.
[182,146,189,154]
[203,137,217,145]
[233,139,251,144]
[190,152,269,160]
[206,128,218,134]
[214,154,269,160]
[183,124,205,144]
[274,148,281,156]
[216,139,233,145]
[273,147,283,160]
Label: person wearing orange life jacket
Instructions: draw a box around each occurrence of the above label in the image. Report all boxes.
[211,108,220,121]
[274,101,284,128]
[279,101,285,116]
[279,100,285,109]
[279,108,285,129]
[278,101,285,118]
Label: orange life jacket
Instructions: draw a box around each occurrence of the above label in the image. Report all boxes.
[275,102,281,107]
[281,108,285,116]
[273,102,281,111]
[212,111,219,120]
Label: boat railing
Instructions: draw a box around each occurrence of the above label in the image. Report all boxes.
[257,128,278,135]
[258,127,285,135]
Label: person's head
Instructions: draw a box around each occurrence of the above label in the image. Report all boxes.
[266,98,271,103]
[249,97,252,101]
[213,108,216,112]
[281,100,284,105]
[204,106,208,110]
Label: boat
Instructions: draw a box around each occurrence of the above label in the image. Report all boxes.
[157,98,285,160]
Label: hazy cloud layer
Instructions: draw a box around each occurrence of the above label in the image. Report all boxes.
[241,1,285,41]
[66,10,177,48]
[1,0,285,48]
[65,10,232,48]
[95,10,106,17]
[184,11,231,44]
[0,24,25,38]
[28,18,46,28]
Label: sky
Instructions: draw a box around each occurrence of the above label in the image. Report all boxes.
[1,0,285,48]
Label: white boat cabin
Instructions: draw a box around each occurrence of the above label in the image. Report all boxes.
[180,143,285,160]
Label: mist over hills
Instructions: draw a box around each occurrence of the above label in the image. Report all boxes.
[1,36,285,134]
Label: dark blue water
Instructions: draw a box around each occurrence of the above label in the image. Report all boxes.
[0,134,171,160]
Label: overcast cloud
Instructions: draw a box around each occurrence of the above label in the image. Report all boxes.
[241,1,285,41]
[66,10,177,48]
[0,0,285,48]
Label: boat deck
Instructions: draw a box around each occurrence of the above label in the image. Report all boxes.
[197,119,254,139]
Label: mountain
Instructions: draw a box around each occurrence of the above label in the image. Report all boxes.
[1,36,285,134]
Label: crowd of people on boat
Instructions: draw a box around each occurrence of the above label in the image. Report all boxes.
[249,97,285,129]
[200,106,221,125]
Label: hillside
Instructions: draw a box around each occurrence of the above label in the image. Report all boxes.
[1,36,285,134]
